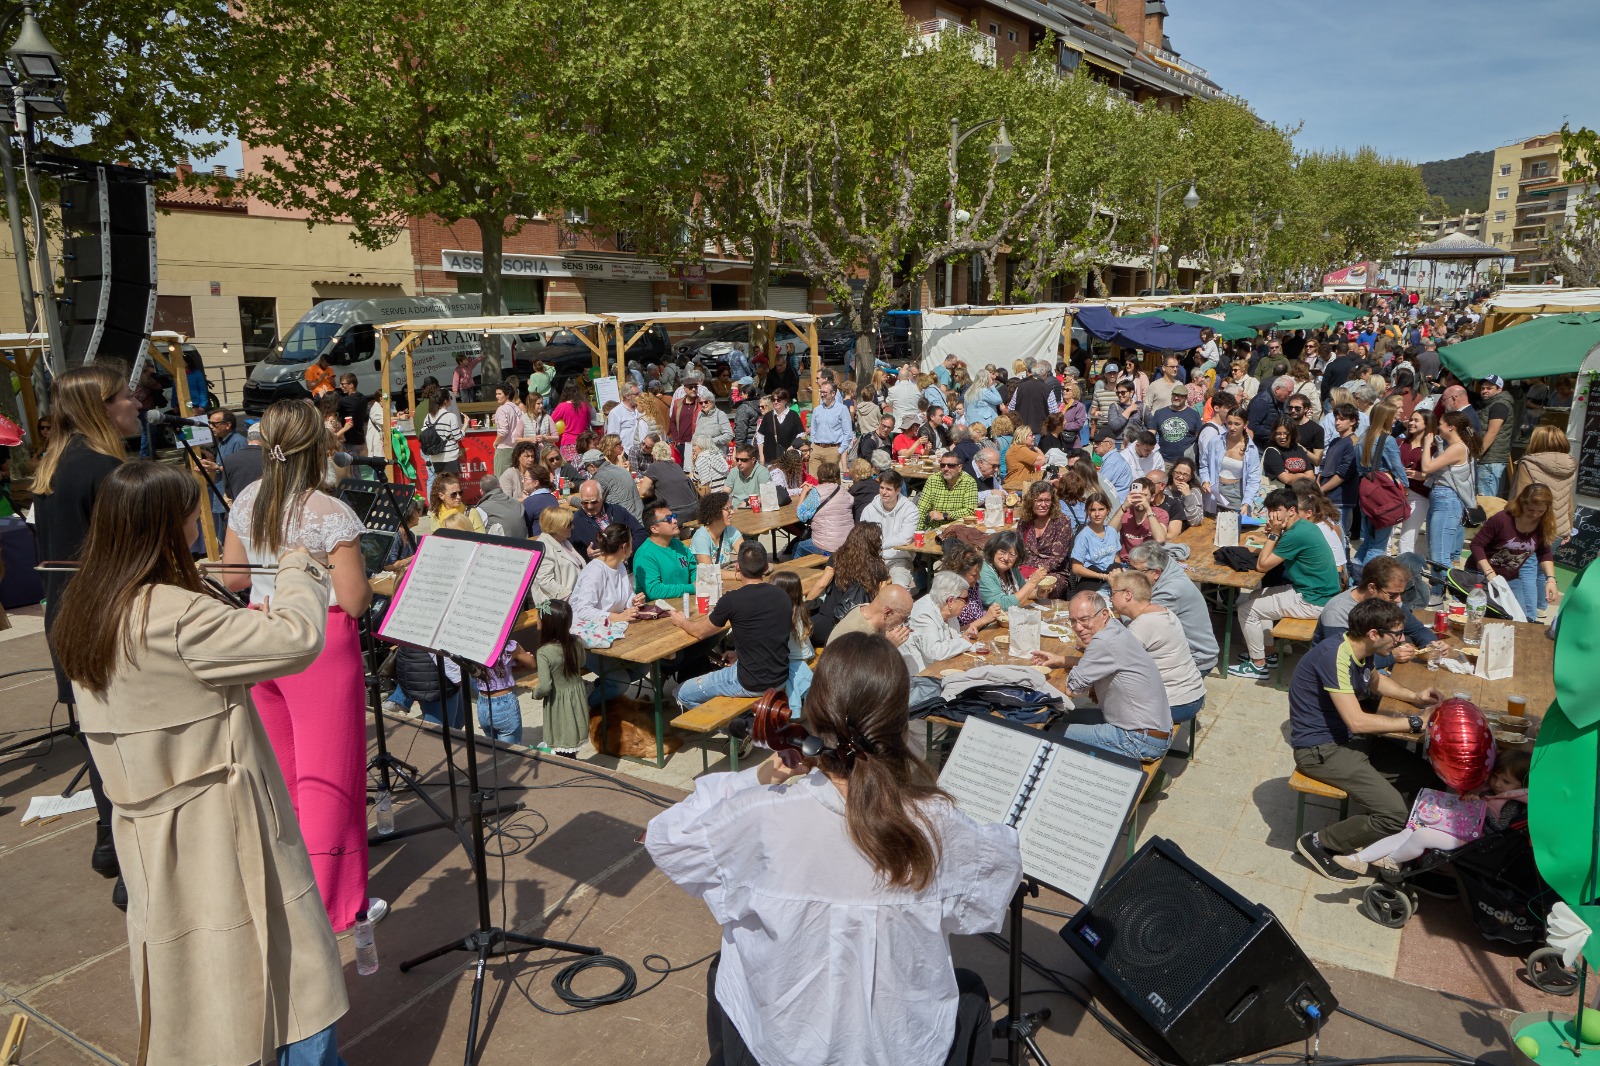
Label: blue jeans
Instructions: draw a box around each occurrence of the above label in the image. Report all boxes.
[384,683,414,710]
[787,660,813,709]
[419,690,464,729]
[478,691,524,745]
[1354,513,1395,568]
[1508,555,1540,619]
[790,538,831,559]
[278,1023,345,1066]
[1063,709,1171,761]
[1426,485,1465,576]
[1476,462,1506,497]
[1170,695,1205,724]
[676,665,756,710]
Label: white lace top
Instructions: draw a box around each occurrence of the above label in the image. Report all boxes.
[228,482,364,605]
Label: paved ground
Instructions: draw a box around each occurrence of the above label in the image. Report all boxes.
[0,607,1567,1064]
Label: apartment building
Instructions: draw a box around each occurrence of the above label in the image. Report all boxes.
[1415,210,1485,243]
[1484,131,1589,284]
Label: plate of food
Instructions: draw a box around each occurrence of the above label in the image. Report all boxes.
[1038,575,1058,591]
[1493,730,1532,746]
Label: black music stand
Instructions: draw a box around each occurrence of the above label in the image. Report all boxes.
[382,530,600,1065]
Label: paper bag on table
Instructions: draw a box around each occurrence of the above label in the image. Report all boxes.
[1474,622,1514,681]
[1009,607,1042,657]
[1214,511,1240,548]
[760,482,780,512]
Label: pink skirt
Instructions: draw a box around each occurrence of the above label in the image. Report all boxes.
[252,607,370,931]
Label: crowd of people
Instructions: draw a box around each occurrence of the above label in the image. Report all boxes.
[7,288,1578,1066]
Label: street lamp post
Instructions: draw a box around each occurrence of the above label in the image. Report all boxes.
[1149,179,1198,291]
[945,116,1012,305]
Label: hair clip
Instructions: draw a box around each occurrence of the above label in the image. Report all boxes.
[269,444,288,462]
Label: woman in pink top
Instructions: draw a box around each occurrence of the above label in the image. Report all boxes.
[491,383,522,476]
[452,353,483,401]
[549,380,592,463]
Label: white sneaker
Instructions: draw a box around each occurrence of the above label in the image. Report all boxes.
[381,701,406,717]
[366,898,390,924]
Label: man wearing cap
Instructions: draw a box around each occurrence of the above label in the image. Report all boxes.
[730,377,761,449]
[1153,382,1201,465]
[1090,362,1121,424]
[1094,428,1132,505]
[1476,375,1514,495]
[808,377,854,478]
[584,445,643,522]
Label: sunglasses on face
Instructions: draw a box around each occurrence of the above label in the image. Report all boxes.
[939,461,960,469]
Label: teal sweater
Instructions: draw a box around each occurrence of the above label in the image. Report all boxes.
[633,536,698,600]
[978,561,1021,609]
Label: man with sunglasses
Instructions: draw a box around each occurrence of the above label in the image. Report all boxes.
[1288,597,1441,882]
[1284,396,1325,467]
[725,445,771,505]
[1310,556,1445,664]
[633,501,699,601]
[917,454,978,530]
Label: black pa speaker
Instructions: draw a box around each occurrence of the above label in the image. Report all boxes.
[1061,838,1336,1066]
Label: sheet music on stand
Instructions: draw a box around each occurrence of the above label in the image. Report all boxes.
[377,529,543,666]
[937,714,1148,904]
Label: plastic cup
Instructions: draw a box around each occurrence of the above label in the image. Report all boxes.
[1506,694,1527,718]
[696,595,709,615]
[748,494,761,513]
[913,531,925,547]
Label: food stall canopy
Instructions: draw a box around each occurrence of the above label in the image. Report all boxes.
[1441,312,1600,383]
[1074,306,1204,352]
[1482,289,1600,315]
[1207,304,1288,329]
[921,305,1072,372]
[602,310,814,325]
[1125,308,1256,341]
[382,313,606,336]
[1405,232,1510,262]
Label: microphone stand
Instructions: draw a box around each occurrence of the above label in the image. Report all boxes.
[995,879,1054,1066]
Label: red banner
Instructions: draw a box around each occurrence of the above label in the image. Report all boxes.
[1322,262,1373,288]
[398,428,498,505]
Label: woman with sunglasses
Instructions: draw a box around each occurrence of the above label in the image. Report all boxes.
[424,472,485,533]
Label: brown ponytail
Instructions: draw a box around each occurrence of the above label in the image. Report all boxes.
[804,633,948,891]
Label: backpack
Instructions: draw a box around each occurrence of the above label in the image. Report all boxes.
[418,412,455,456]
[1357,470,1408,527]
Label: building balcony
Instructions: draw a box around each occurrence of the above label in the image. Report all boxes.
[916,19,997,67]
[1140,40,1210,80]
[1510,239,1542,252]
[1519,172,1559,188]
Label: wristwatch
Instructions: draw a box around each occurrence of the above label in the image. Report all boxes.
[1407,714,1423,734]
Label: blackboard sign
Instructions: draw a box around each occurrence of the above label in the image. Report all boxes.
[1555,505,1600,573]
[1575,377,1600,499]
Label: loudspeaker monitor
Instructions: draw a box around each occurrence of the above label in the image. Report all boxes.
[1061,837,1336,1066]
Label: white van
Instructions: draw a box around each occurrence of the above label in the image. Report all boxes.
[241,294,508,414]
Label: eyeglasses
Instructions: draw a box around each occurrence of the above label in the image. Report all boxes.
[444,490,462,499]
[1381,627,1405,638]
[939,461,960,469]
[1069,608,1107,626]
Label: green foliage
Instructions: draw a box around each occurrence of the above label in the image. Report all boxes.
[1555,125,1599,286]
[1418,150,1494,214]
[24,0,232,167]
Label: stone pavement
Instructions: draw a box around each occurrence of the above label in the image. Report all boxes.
[0,610,1567,1065]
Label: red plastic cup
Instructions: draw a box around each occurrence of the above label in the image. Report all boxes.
[1005,507,1014,524]
[913,531,925,547]
[696,595,710,615]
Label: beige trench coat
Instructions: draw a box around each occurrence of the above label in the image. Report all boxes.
[74,554,349,1066]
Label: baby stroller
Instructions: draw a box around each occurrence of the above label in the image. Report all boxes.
[1355,816,1581,995]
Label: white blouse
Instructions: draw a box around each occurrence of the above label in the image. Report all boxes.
[228,483,363,606]
[568,557,634,625]
[647,767,1021,1066]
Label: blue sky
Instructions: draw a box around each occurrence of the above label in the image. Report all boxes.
[1167,0,1599,163]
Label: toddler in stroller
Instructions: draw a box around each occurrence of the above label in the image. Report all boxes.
[1335,750,1530,877]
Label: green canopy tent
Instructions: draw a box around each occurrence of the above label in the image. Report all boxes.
[1252,302,1349,328]
[1300,300,1359,323]
[1125,308,1257,341]
[1209,304,1287,329]
[1440,312,1600,382]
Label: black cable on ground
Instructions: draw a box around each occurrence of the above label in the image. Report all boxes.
[1331,1006,1477,1063]
[0,668,54,682]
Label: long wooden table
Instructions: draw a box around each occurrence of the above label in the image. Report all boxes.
[1173,517,1268,676]
[509,552,830,767]
[730,500,802,554]
[1379,610,1554,739]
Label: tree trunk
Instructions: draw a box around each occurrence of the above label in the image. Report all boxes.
[476,216,507,386]
[749,229,772,361]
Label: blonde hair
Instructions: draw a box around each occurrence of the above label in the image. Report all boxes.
[32,364,128,494]
[249,400,332,553]
[439,513,474,531]
[1107,568,1152,603]
[540,505,575,538]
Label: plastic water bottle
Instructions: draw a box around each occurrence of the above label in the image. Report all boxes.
[353,909,379,975]
[1464,584,1487,646]
[374,788,395,836]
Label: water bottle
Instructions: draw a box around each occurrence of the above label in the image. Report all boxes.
[1464,584,1487,646]
[374,788,395,836]
[353,909,379,975]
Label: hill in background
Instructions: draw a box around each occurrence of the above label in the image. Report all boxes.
[1420,150,1493,213]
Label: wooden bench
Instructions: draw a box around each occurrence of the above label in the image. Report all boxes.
[1271,617,1320,689]
[671,695,758,774]
[1289,771,1350,837]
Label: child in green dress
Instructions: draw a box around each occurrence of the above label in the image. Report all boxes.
[535,601,589,757]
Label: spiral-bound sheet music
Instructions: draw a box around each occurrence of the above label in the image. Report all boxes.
[938,714,1148,903]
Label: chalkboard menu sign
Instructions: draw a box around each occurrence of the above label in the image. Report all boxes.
[1576,376,1600,499]
[1555,505,1600,572]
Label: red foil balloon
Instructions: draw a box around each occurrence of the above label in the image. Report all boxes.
[1425,696,1496,793]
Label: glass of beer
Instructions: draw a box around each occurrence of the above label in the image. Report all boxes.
[1506,694,1527,718]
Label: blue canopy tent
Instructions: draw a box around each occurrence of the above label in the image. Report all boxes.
[1074,306,1206,352]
